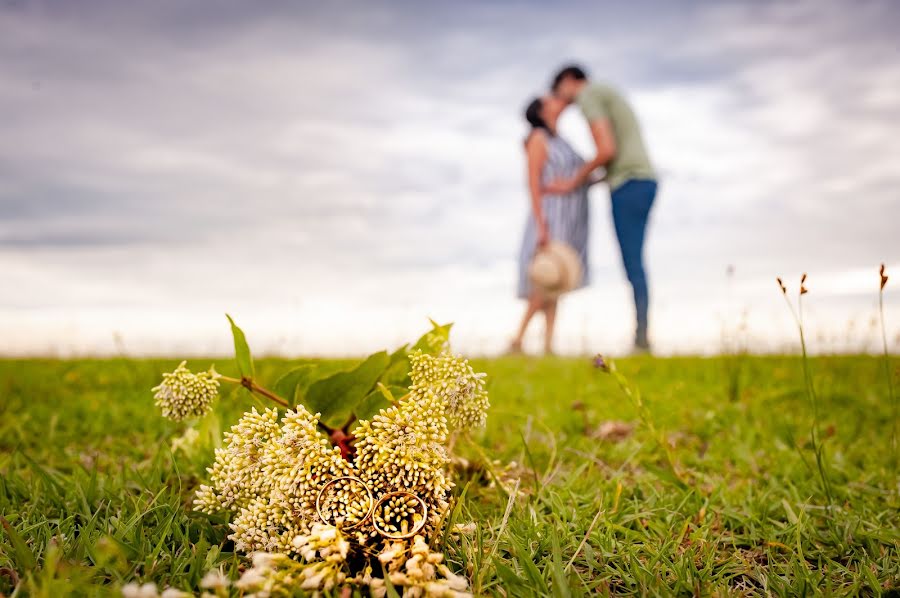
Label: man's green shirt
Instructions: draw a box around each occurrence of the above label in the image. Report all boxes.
[576,83,655,191]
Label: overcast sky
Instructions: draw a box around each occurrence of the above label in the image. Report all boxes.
[1,0,898,356]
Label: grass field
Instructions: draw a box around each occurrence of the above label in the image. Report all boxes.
[1,355,898,596]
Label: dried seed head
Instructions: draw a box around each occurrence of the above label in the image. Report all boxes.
[776,277,787,294]
[881,264,888,290]
[801,273,807,284]
[592,354,610,372]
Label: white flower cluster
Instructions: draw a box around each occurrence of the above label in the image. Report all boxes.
[193,407,282,515]
[354,386,452,538]
[170,427,200,455]
[184,351,488,596]
[236,549,377,598]
[377,535,472,598]
[194,406,351,554]
[291,523,351,591]
[152,361,220,421]
[121,582,190,598]
[233,552,302,597]
[409,352,489,431]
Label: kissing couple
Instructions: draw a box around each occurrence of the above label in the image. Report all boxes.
[510,65,658,356]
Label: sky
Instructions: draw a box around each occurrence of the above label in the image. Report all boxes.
[1,0,899,357]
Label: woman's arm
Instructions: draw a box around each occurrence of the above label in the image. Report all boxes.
[545,118,616,194]
[525,132,549,247]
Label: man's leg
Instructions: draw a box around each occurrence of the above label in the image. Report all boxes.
[611,180,656,349]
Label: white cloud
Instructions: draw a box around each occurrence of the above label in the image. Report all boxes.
[0,0,898,356]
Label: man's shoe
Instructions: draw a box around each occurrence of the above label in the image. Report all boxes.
[632,336,652,356]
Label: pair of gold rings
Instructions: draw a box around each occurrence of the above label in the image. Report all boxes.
[314,476,428,539]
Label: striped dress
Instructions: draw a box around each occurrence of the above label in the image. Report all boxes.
[517,132,590,299]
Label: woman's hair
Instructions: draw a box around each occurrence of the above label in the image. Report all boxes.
[525,97,550,133]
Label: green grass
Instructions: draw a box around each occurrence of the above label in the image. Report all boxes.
[1,355,898,596]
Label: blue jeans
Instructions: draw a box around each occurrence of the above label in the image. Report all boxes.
[611,179,657,346]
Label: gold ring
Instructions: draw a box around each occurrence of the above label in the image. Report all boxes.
[314,476,374,530]
[371,491,428,539]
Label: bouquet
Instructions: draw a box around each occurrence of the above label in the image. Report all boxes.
[150,318,489,597]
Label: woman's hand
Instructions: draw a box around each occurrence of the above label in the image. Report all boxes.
[544,177,578,195]
[537,221,550,247]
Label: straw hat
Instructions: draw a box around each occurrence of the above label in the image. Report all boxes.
[528,241,583,298]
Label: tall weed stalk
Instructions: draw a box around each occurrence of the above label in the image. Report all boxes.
[878,265,896,467]
[777,275,834,506]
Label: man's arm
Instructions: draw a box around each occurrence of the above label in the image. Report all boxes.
[545,117,616,194]
[576,117,616,184]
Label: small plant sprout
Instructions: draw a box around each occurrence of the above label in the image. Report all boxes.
[591,354,687,485]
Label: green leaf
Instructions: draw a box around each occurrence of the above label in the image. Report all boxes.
[388,344,408,364]
[376,382,401,402]
[494,562,527,591]
[225,314,254,379]
[381,344,411,385]
[273,365,319,407]
[356,384,406,420]
[303,351,390,428]
[549,530,572,598]
[410,319,453,355]
[508,534,547,591]
[0,515,37,571]
[381,564,402,598]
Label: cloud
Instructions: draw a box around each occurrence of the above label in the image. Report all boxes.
[0,0,898,355]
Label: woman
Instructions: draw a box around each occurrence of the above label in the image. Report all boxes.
[509,95,591,355]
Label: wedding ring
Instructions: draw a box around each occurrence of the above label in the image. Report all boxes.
[371,491,428,539]
[314,476,374,530]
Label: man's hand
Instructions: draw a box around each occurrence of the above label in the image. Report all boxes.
[544,177,579,195]
[570,118,617,187]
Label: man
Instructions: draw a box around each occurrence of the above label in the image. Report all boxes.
[548,65,657,353]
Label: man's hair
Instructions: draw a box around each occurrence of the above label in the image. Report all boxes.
[551,65,588,91]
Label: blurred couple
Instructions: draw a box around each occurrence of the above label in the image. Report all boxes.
[510,65,657,356]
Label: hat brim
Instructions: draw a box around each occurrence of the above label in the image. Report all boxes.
[528,241,582,298]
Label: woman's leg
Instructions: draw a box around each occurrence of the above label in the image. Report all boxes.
[543,297,558,355]
[511,293,544,351]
